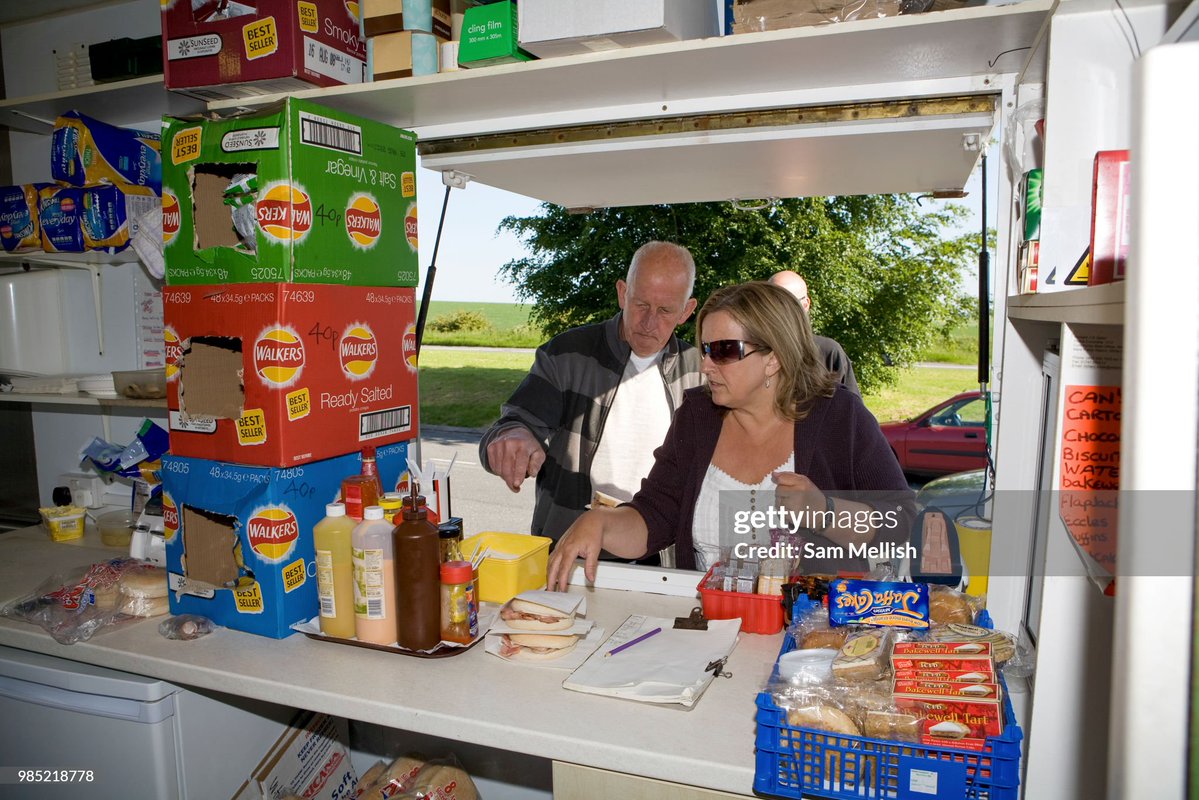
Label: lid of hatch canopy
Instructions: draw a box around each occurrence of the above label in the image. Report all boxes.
[417,96,996,208]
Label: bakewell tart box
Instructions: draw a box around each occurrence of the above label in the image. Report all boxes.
[164,283,418,467]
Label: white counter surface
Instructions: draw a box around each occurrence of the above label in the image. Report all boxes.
[0,527,781,795]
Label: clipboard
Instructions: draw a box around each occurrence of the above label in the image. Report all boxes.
[562,615,741,708]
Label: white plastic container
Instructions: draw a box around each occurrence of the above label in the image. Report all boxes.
[0,270,70,375]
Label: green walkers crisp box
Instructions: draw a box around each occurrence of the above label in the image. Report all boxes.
[164,283,419,467]
[162,98,418,287]
[161,442,410,638]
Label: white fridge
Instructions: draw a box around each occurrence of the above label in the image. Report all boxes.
[0,645,293,799]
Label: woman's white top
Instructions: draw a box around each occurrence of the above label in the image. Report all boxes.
[691,452,795,572]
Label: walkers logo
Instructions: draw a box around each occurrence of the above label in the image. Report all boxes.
[404,202,418,251]
[246,507,299,562]
[253,326,305,387]
[402,322,418,372]
[344,0,360,23]
[162,495,179,542]
[340,324,378,379]
[162,191,181,246]
[256,183,312,243]
[345,194,382,249]
[164,327,183,381]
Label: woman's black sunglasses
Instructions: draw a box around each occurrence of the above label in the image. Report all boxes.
[701,339,768,365]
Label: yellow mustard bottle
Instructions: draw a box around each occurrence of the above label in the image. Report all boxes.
[314,502,356,639]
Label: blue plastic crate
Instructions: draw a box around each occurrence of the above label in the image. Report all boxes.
[753,611,1023,800]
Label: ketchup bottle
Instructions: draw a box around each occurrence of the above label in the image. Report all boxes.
[392,494,442,650]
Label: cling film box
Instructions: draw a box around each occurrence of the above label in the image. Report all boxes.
[161,442,410,638]
[162,98,418,287]
[164,283,419,467]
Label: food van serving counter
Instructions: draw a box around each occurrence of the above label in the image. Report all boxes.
[0,526,779,797]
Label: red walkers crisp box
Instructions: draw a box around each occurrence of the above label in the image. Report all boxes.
[162,0,366,100]
[164,283,417,466]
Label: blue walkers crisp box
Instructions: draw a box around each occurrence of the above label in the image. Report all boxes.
[161,442,409,638]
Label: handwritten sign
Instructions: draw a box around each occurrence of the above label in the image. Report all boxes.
[1059,385,1120,589]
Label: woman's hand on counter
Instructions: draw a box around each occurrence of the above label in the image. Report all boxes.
[547,506,649,591]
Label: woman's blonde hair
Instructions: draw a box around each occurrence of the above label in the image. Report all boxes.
[696,281,839,421]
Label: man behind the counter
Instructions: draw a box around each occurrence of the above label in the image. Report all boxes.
[479,241,703,547]
[769,270,860,396]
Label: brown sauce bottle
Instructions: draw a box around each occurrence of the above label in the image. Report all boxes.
[392,495,442,650]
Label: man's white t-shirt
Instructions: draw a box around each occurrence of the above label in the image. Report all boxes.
[589,352,672,503]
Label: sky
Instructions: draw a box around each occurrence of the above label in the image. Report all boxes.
[414,142,1001,305]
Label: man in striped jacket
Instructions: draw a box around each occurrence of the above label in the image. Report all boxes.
[479,241,704,547]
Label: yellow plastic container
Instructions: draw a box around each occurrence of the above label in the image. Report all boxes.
[954,517,993,598]
[40,506,86,542]
[460,532,551,604]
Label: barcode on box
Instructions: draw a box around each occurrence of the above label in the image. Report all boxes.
[360,405,412,439]
[299,111,362,155]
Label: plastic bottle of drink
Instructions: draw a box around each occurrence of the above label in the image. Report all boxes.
[352,506,397,645]
[392,495,442,651]
[341,446,383,521]
[314,502,356,639]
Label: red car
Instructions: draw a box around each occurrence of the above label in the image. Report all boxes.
[880,391,989,476]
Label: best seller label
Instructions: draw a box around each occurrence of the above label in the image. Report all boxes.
[286,388,311,421]
[233,582,265,614]
[243,17,279,61]
[237,409,268,446]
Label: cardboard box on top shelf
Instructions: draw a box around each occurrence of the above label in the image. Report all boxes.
[458,1,534,68]
[162,98,418,287]
[161,442,410,638]
[162,0,366,99]
[730,0,970,34]
[371,29,446,79]
[364,0,452,39]
[163,283,418,467]
[518,0,721,57]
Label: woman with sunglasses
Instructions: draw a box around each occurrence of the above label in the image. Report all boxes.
[547,281,913,590]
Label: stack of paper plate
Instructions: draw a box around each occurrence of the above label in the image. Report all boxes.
[77,374,118,398]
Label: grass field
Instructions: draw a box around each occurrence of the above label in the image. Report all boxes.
[419,301,983,362]
[418,347,982,429]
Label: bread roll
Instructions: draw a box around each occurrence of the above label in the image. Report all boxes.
[787,704,861,737]
[929,587,973,625]
[801,628,847,650]
[120,566,168,599]
[119,594,169,617]
[864,710,921,742]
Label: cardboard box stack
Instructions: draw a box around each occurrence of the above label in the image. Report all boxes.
[364,0,453,78]
[890,641,1004,752]
[159,97,421,637]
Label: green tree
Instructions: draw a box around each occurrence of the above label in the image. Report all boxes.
[499,197,978,392]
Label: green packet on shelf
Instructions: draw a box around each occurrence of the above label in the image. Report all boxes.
[459,0,535,68]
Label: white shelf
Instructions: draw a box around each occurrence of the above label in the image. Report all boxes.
[1007,281,1125,324]
[207,1,1050,207]
[0,392,166,409]
[0,75,204,134]
[0,250,140,267]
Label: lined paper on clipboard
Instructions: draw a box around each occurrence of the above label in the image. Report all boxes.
[562,615,741,707]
